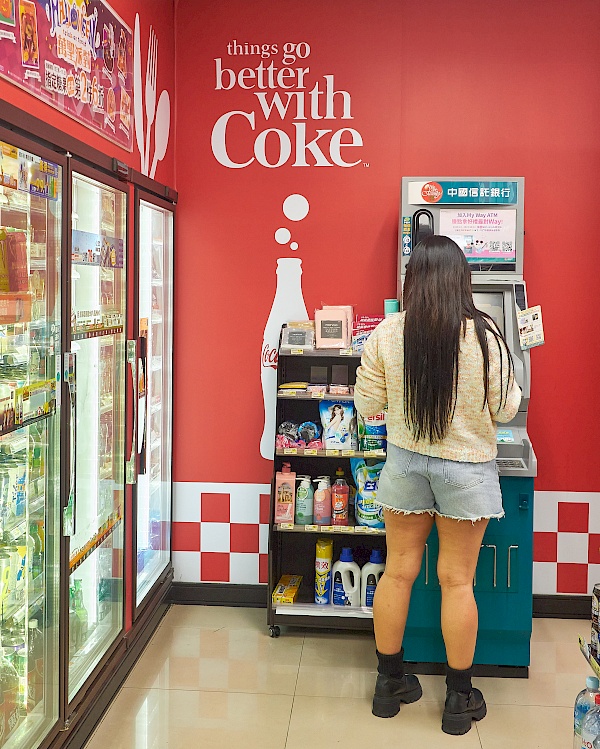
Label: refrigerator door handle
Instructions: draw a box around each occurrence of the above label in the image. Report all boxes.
[137,334,148,474]
[63,352,76,536]
[126,339,138,484]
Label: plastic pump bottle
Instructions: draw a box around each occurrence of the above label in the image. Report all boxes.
[313,476,331,525]
[361,548,386,607]
[332,547,360,607]
[295,475,314,525]
[575,676,600,749]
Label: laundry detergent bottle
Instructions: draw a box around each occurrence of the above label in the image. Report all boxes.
[295,475,314,525]
[313,476,332,525]
[332,547,361,607]
[361,549,385,607]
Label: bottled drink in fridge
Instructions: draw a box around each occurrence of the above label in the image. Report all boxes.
[581,693,600,749]
[27,619,43,709]
[0,647,20,739]
[68,598,80,660]
[29,523,43,580]
[13,646,27,712]
[0,550,11,605]
[260,258,308,459]
[73,579,88,644]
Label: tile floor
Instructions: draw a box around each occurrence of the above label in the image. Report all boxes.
[84,606,588,749]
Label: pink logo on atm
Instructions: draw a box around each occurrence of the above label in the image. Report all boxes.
[421,181,443,203]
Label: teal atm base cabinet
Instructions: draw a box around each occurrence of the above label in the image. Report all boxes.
[403,476,534,678]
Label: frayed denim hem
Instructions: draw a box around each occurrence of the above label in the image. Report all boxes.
[377,503,505,525]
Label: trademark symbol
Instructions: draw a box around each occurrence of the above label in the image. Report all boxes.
[363,162,370,167]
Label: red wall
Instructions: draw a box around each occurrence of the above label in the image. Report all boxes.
[0,0,176,186]
[174,0,600,493]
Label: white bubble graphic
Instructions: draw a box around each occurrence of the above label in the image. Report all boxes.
[290,242,299,251]
[283,194,309,222]
[275,228,291,245]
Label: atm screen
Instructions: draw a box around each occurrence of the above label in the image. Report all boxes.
[473,292,505,336]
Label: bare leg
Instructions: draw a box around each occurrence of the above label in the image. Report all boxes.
[374,510,434,654]
[436,516,489,669]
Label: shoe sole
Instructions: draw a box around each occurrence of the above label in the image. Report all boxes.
[441,703,487,735]
[372,683,423,718]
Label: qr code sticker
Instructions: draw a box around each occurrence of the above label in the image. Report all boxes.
[489,241,500,251]
[501,241,513,253]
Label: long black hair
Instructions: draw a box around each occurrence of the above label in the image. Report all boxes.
[402,235,514,443]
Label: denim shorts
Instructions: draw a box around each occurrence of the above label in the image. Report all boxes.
[376,443,504,522]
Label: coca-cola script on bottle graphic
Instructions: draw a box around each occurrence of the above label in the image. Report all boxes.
[260,258,308,459]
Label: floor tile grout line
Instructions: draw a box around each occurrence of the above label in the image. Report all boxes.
[283,634,306,749]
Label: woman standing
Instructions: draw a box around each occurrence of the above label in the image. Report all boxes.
[354,235,521,735]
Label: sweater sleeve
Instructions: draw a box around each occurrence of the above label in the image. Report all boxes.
[354,328,388,418]
[487,333,522,423]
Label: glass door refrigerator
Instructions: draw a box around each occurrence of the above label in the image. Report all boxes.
[65,166,126,706]
[132,191,173,617]
[0,131,63,748]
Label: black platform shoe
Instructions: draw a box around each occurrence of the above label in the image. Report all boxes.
[441,688,487,735]
[372,673,423,718]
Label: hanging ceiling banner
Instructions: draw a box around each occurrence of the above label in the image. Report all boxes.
[0,0,133,151]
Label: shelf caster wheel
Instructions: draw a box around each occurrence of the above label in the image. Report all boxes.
[269,625,281,638]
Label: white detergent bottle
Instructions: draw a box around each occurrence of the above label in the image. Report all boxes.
[332,547,361,607]
[361,549,385,607]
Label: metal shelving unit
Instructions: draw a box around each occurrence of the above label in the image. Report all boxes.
[267,342,385,637]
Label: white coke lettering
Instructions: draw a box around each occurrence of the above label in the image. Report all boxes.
[262,343,278,369]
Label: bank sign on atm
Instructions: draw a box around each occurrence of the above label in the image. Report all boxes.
[408,181,519,205]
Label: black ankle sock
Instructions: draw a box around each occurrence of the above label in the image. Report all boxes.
[376,647,405,679]
[445,664,473,695]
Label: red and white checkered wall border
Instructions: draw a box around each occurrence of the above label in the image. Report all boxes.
[533,491,600,595]
[172,483,271,585]
[173,484,600,594]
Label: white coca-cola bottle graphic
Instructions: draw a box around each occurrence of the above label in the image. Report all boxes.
[260,257,308,459]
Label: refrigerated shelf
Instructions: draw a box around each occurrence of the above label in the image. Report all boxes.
[69,516,122,573]
[273,523,385,535]
[71,325,124,341]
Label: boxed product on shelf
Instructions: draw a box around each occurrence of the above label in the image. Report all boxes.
[272,574,303,604]
[352,315,385,353]
[0,292,33,324]
[314,307,352,349]
[280,322,315,351]
[0,230,28,292]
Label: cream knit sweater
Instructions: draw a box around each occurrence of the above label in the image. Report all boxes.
[354,312,521,462]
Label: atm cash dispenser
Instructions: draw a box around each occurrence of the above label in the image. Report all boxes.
[398,177,536,676]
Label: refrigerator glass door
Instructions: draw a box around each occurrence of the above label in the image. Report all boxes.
[68,173,125,701]
[136,201,172,608]
[0,138,61,747]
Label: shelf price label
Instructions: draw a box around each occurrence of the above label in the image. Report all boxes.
[342,450,355,456]
[326,449,340,456]
[305,525,318,532]
[340,526,353,533]
[283,448,298,455]
[354,526,369,534]
[290,349,304,355]
[311,391,325,399]
[365,449,386,457]
[340,348,353,356]
[304,448,318,456]
[320,526,334,533]
[279,523,294,530]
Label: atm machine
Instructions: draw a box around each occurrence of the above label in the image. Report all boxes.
[397,177,537,676]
